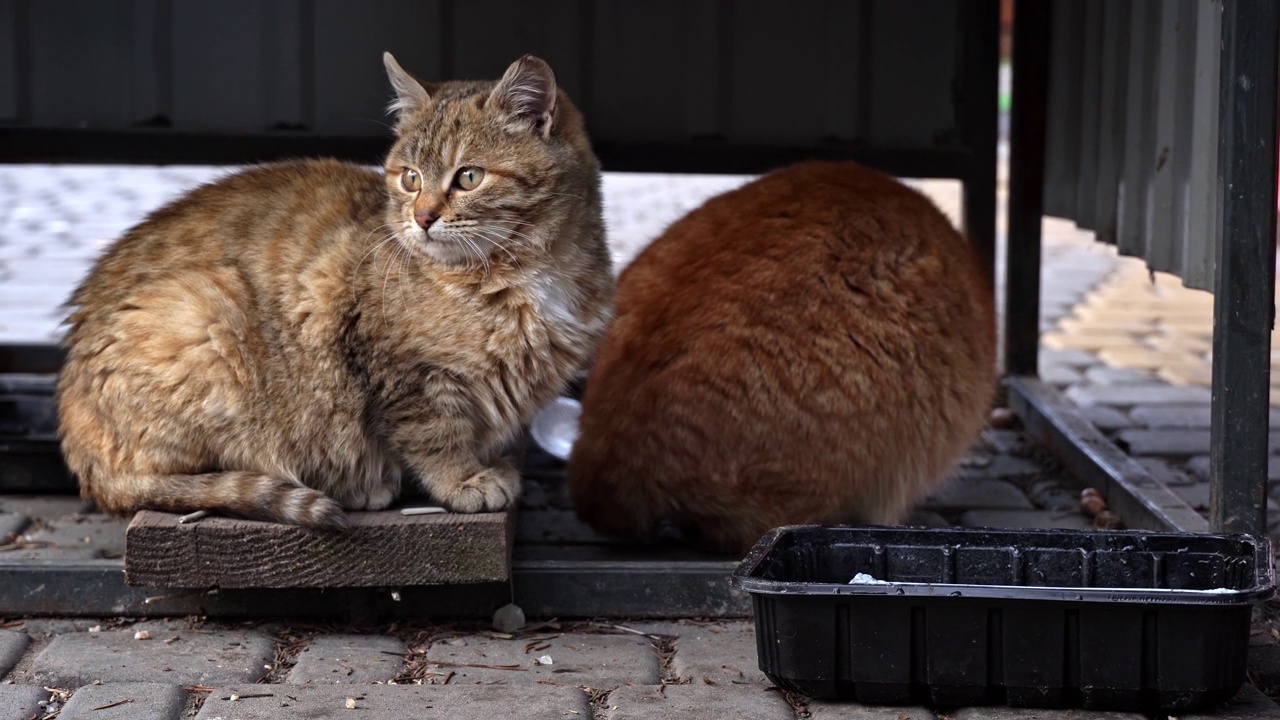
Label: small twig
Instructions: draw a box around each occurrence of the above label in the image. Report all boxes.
[177,510,209,524]
[428,660,525,671]
[221,693,274,700]
[90,698,133,711]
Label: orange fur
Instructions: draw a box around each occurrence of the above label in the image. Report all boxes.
[58,54,613,527]
[568,161,995,553]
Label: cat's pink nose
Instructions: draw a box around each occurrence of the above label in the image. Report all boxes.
[415,210,437,228]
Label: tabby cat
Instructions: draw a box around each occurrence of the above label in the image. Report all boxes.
[58,53,613,527]
[568,161,995,553]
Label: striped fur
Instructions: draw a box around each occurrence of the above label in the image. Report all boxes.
[57,55,612,527]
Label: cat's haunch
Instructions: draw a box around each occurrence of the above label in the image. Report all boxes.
[568,161,996,554]
[57,54,613,527]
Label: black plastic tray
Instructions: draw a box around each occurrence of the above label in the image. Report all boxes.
[733,525,1274,712]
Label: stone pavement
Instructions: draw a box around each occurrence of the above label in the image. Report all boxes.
[0,617,1276,719]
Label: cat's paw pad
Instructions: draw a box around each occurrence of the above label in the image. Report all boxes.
[442,466,520,513]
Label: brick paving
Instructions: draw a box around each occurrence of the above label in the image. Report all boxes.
[1,164,1278,717]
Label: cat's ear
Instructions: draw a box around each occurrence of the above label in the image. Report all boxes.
[489,54,557,139]
[383,52,434,118]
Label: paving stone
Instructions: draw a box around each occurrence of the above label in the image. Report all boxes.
[603,684,791,719]
[1066,383,1213,408]
[58,682,186,720]
[921,479,1033,512]
[424,632,660,687]
[958,509,1094,531]
[1158,364,1213,386]
[1037,363,1082,386]
[0,630,30,677]
[1082,365,1161,386]
[9,514,128,560]
[1128,404,1213,429]
[1024,479,1080,511]
[981,430,1026,455]
[1079,405,1133,432]
[1038,348,1102,368]
[1132,457,1198,486]
[0,496,93,518]
[287,634,405,684]
[650,621,768,685]
[27,627,273,687]
[806,703,935,719]
[1042,332,1144,353]
[0,513,27,543]
[948,706,1146,719]
[982,455,1043,482]
[194,683,591,719]
[1179,684,1280,719]
[0,685,48,720]
[1117,429,1280,457]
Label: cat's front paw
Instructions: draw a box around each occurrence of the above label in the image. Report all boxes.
[440,465,520,513]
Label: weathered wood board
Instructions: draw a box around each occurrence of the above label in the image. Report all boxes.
[124,509,514,589]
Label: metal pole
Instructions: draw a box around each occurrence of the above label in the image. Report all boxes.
[1210,0,1279,536]
[1004,0,1052,376]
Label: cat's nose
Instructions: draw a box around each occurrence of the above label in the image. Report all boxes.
[414,210,438,228]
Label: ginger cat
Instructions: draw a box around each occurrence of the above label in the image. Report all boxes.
[568,162,994,554]
[58,53,613,527]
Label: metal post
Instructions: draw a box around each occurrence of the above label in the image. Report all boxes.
[960,0,1001,292]
[1004,0,1052,376]
[1210,0,1279,536]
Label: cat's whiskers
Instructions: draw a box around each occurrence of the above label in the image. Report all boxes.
[469,228,525,269]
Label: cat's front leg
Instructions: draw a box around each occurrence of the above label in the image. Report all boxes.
[391,420,520,513]
[412,451,520,513]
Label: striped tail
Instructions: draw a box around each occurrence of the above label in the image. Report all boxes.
[98,471,347,529]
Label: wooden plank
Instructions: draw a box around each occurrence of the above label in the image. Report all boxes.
[124,509,514,589]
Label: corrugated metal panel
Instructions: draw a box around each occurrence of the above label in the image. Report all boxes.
[1043,0,1222,292]
[0,0,965,154]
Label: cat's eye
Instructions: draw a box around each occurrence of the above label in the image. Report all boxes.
[454,167,485,191]
[400,168,421,193]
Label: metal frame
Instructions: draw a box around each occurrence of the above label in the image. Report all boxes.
[1005,0,1280,538]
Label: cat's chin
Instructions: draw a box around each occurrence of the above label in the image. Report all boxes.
[406,237,488,268]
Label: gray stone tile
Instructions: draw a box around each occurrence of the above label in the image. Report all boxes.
[1066,384,1213,408]
[7,514,128,560]
[982,455,1043,482]
[0,685,49,720]
[424,632,660,687]
[662,621,766,685]
[1132,457,1198,486]
[287,634,405,685]
[958,509,1094,531]
[1116,429,1214,457]
[949,706,1146,719]
[603,684,792,719]
[1039,348,1101,368]
[1171,482,1276,513]
[1079,405,1133,432]
[194,683,590,719]
[1129,404,1212,429]
[1179,684,1280,719]
[1188,454,1280,484]
[0,496,94,517]
[1038,363,1083,386]
[807,703,935,719]
[921,479,1033,512]
[1082,365,1160,386]
[59,683,186,720]
[27,627,273,687]
[0,629,30,677]
[0,513,27,543]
